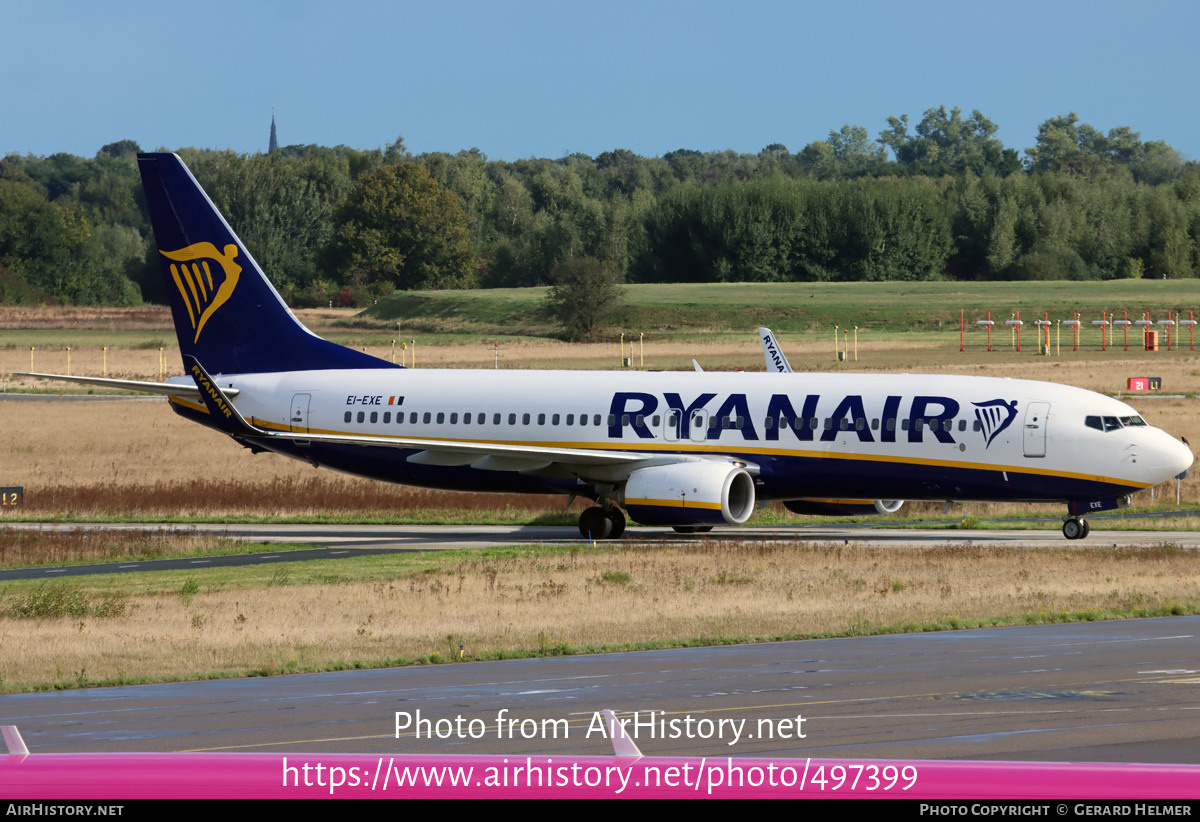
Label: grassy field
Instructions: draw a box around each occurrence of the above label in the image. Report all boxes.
[5,279,1200,349]
[2,534,1197,692]
[356,279,1200,340]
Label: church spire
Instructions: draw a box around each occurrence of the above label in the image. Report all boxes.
[269,108,279,153]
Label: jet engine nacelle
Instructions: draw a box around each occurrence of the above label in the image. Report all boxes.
[783,499,904,517]
[622,462,756,526]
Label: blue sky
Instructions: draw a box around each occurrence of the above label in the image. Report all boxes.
[5,0,1198,162]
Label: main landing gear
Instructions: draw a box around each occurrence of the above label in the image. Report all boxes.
[1062,517,1091,540]
[579,505,625,540]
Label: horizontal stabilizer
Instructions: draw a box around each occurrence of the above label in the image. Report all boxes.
[12,372,236,400]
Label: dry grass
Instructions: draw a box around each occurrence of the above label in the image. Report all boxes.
[2,539,1197,690]
[0,529,238,566]
[0,398,580,520]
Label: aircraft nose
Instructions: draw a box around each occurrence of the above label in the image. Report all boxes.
[1157,433,1194,480]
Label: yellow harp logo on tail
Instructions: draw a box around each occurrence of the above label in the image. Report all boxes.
[161,243,242,343]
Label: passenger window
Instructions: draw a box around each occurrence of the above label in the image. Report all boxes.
[764,416,774,430]
[552,414,560,425]
[635,414,644,427]
[508,413,516,425]
[423,412,431,424]
[344,411,352,423]
[651,415,660,427]
[567,414,575,425]
[463,412,471,424]
[886,419,896,432]
[436,412,445,424]
[622,414,630,426]
[824,418,833,430]
[871,418,879,430]
[855,418,865,431]
[492,413,500,425]
[383,412,391,423]
[901,419,909,431]
[522,413,530,425]
[537,413,546,425]
[450,413,458,424]
[606,415,614,426]
[410,412,417,424]
[370,411,378,423]
[357,411,365,423]
[958,419,966,431]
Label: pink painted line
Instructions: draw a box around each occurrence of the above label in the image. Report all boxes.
[3,753,1198,799]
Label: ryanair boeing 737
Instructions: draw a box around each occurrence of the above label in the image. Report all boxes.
[19,154,1194,540]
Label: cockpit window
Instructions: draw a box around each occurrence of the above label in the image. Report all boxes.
[1087,415,1143,432]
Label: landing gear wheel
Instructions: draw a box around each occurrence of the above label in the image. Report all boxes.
[671,525,713,534]
[1062,517,1087,540]
[579,507,612,540]
[606,507,626,539]
[1080,519,1090,539]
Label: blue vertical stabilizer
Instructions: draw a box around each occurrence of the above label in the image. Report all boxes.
[138,152,398,375]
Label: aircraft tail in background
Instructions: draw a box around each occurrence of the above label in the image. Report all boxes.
[758,327,793,373]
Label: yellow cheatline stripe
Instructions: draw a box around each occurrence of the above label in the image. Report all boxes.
[170,402,1150,491]
[170,396,208,413]
[625,497,723,510]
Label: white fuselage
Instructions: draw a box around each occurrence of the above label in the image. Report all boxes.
[171,368,1193,506]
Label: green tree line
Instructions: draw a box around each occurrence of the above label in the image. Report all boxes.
[2,108,1199,307]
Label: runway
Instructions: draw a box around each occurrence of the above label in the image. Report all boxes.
[3,616,1198,763]
[2,520,1198,580]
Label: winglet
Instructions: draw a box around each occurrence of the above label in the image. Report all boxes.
[759,327,793,373]
[183,355,267,437]
[2,726,29,756]
[601,710,643,758]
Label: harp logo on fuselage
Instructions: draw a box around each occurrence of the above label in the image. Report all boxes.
[972,399,1019,448]
[161,242,242,343]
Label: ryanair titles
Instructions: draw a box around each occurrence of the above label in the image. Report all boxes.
[190,362,233,419]
[607,391,1017,447]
